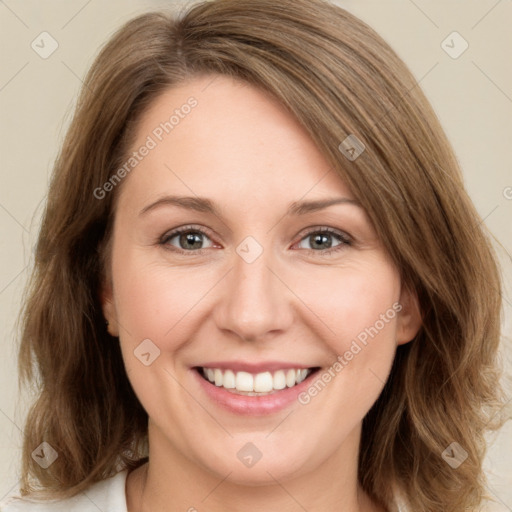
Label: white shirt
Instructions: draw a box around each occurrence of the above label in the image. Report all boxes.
[0,470,128,511]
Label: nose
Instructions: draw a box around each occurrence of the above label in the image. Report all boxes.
[213,241,294,343]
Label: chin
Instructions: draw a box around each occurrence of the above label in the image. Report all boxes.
[195,442,314,486]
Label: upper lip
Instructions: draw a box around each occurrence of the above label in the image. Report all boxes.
[195,360,318,373]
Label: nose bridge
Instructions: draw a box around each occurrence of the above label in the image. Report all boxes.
[216,236,292,341]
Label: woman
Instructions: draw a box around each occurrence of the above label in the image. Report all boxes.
[1,0,506,510]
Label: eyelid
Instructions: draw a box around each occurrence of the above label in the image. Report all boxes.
[291,226,352,255]
[295,226,352,244]
[159,224,353,254]
[159,224,217,249]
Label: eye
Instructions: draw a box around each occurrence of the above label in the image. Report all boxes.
[295,227,351,254]
[159,225,352,255]
[159,225,215,253]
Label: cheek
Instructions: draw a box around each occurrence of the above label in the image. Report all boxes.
[292,267,400,432]
[294,261,400,396]
[291,259,401,351]
[112,249,211,341]
[293,262,401,419]
[110,252,203,427]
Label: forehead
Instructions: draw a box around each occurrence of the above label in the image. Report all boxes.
[118,74,355,209]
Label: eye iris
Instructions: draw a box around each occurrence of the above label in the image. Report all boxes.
[310,233,332,250]
[180,232,203,250]
[170,230,341,251]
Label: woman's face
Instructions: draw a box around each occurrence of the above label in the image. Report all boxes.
[102,74,420,485]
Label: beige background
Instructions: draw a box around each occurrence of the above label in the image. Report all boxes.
[1,0,511,509]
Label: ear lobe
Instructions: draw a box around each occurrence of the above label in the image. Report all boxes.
[100,280,119,337]
[396,285,422,346]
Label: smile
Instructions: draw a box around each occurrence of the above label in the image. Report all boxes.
[192,364,321,415]
[198,367,317,395]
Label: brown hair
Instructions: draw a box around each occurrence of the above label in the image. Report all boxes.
[17,0,507,510]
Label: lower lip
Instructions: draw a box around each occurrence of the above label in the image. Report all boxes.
[192,368,319,416]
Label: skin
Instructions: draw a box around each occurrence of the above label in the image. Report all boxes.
[102,74,422,512]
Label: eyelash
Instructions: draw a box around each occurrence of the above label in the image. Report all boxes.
[158,224,352,256]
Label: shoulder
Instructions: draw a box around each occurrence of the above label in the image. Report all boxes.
[0,470,128,512]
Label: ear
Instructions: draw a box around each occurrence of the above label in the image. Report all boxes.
[100,278,120,337]
[396,284,422,345]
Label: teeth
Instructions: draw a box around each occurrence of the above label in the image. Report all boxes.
[214,369,223,386]
[254,372,273,392]
[201,367,313,393]
[223,369,235,389]
[206,368,215,382]
[236,371,254,391]
[286,369,296,388]
[273,370,286,390]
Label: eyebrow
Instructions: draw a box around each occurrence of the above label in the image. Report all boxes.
[139,195,362,218]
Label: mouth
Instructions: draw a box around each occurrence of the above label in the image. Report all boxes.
[191,359,324,415]
[194,366,321,396]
